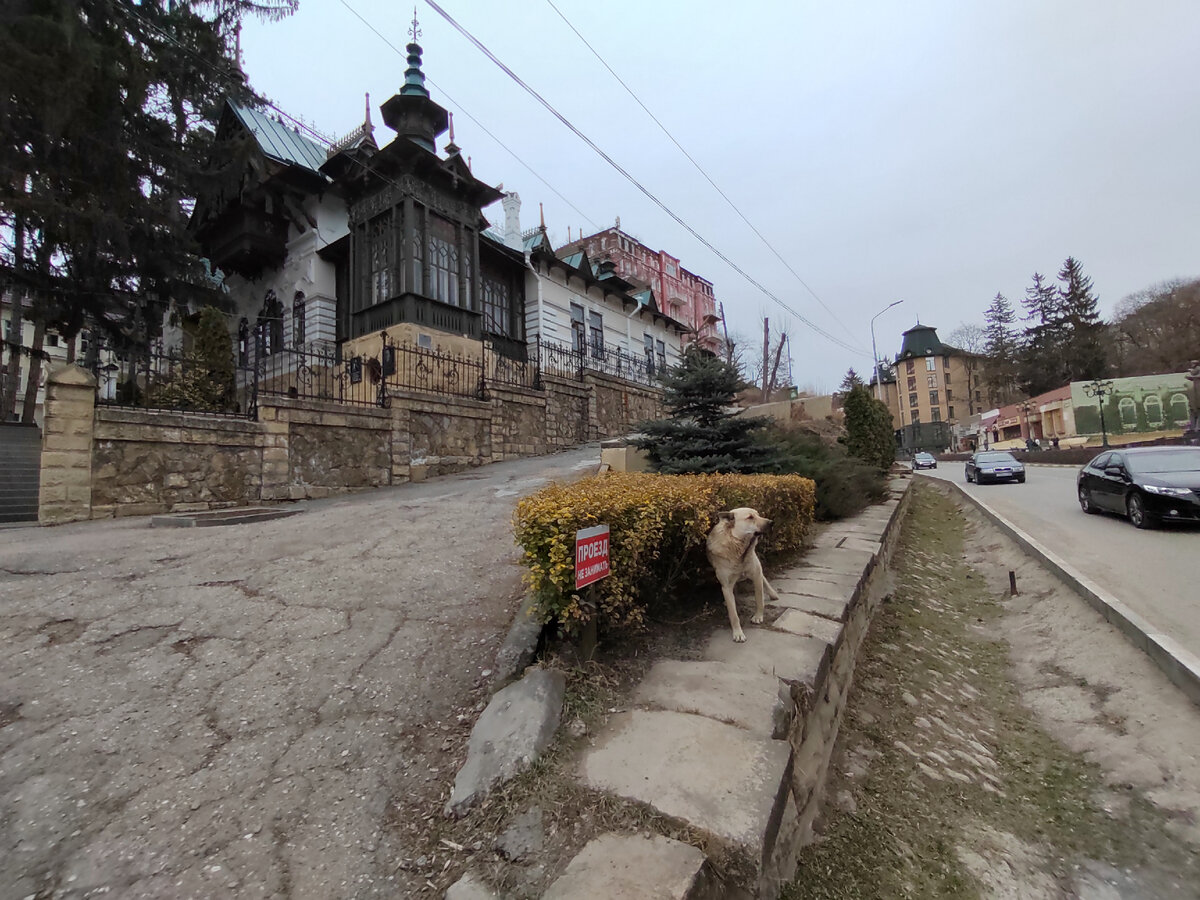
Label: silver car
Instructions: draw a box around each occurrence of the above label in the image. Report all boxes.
[965,451,1026,485]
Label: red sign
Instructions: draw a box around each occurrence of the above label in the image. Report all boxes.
[575,524,610,589]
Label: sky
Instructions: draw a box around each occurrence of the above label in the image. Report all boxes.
[241,1,1200,393]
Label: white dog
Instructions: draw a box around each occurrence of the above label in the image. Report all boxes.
[706,507,779,643]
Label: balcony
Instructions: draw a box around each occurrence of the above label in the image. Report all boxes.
[351,293,482,340]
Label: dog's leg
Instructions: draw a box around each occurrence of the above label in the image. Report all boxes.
[762,576,780,603]
[721,584,746,642]
[750,574,766,625]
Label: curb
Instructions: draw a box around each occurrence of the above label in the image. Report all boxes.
[922,475,1200,708]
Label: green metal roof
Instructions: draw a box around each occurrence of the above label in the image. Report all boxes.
[898,324,945,358]
[228,100,328,175]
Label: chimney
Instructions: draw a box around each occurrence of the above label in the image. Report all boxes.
[502,192,522,251]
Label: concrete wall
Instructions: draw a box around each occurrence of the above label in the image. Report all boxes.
[38,369,663,521]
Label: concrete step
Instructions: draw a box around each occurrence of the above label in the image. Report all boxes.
[542,832,715,900]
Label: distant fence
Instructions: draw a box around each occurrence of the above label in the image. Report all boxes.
[78,329,666,418]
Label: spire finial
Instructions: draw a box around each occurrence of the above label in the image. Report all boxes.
[448,111,455,142]
[364,92,372,129]
[409,6,421,42]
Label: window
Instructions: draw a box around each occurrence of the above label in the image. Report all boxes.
[975,390,982,402]
[46,333,59,348]
[482,275,512,337]
[656,339,666,373]
[925,356,936,372]
[427,214,459,306]
[1118,397,1136,426]
[909,392,919,407]
[257,291,284,356]
[907,376,917,391]
[929,390,939,405]
[946,389,953,400]
[932,408,942,422]
[1170,393,1190,424]
[906,360,915,375]
[589,311,604,358]
[571,303,586,353]
[292,292,306,346]
[369,215,391,305]
[927,373,938,388]
[911,410,921,424]
[943,355,950,368]
[1144,394,1164,426]
[948,406,955,420]
[644,333,656,374]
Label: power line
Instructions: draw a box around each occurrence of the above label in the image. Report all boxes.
[336,0,598,232]
[422,0,867,357]
[542,0,857,344]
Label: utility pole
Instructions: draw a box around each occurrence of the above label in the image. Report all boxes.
[762,317,770,403]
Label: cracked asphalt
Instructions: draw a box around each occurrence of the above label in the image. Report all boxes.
[0,446,599,899]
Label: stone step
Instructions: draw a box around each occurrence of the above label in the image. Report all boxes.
[580,708,792,860]
[542,832,715,900]
[633,658,790,739]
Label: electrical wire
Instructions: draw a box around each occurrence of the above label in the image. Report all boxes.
[542,0,857,344]
[421,0,867,357]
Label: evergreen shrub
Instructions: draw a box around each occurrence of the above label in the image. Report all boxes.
[513,472,815,635]
[765,426,888,520]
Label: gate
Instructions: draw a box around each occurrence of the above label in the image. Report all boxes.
[0,423,41,524]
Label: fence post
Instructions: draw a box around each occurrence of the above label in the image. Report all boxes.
[534,334,543,390]
[38,363,97,524]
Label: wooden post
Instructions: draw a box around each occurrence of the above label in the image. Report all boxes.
[580,584,598,662]
[762,317,770,403]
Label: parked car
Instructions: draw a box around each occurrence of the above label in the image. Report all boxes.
[912,452,937,470]
[1077,446,1200,529]
[965,451,1026,484]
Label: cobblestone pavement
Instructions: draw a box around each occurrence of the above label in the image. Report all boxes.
[0,447,598,899]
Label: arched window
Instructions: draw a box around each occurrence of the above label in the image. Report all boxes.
[292,291,306,347]
[1143,394,1163,427]
[257,290,284,356]
[1170,393,1190,425]
[1118,396,1136,426]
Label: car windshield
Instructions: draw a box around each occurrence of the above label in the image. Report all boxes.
[1127,450,1200,474]
[916,454,933,460]
[976,452,1016,463]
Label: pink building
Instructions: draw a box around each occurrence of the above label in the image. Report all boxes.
[558,225,723,353]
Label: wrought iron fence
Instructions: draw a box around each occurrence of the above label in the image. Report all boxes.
[80,327,664,419]
[84,348,258,418]
[534,336,660,387]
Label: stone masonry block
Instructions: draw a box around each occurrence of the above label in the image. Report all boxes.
[543,833,709,900]
[634,659,783,738]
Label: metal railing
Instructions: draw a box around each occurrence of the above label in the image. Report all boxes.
[79,328,666,419]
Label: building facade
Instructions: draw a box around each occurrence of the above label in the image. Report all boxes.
[876,323,987,452]
[557,226,722,353]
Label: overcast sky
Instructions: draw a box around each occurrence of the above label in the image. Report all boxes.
[242,1,1200,392]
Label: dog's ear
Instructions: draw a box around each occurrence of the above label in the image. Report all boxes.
[717,511,735,522]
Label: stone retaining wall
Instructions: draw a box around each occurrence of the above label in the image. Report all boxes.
[37,364,662,521]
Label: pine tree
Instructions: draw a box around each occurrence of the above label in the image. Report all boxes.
[0,0,295,351]
[1057,256,1108,381]
[1019,272,1069,395]
[983,293,1019,405]
[839,368,864,393]
[636,346,778,474]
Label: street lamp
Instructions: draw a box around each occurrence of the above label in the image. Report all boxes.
[870,300,904,401]
[1082,378,1115,448]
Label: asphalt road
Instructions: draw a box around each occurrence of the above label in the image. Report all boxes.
[923,463,1200,659]
[0,446,600,899]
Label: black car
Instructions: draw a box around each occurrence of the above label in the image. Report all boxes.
[1077,446,1200,528]
[965,451,1026,484]
[912,452,937,470]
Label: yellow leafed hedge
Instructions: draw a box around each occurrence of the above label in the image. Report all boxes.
[512,472,816,634]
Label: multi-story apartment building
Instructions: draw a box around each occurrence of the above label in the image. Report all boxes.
[874,323,987,452]
[557,225,722,353]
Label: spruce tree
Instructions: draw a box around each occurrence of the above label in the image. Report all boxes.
[636,346,777,474]
[983,292,1019,405]
[839,368,864,393]
[1057,256,1108,381]
[1019,272,1069,395]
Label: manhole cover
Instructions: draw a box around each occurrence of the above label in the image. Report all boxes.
[150,507,301,528]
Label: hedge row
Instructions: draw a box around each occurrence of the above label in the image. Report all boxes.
[512,472,816,635]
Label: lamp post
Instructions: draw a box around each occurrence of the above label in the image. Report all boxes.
[1082,378,1115,448]
[870,300,904,401]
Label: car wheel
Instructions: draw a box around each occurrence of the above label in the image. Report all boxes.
[965,470,972,484]
[1078,485,1097,514]
[1016,475,1026,483]
[1127,492,1155,529]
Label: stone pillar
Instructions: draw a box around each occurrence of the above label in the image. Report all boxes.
[39,363,97,524]
[258,401,292,501]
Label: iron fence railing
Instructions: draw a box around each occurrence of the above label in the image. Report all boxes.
[78,328,667,419]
